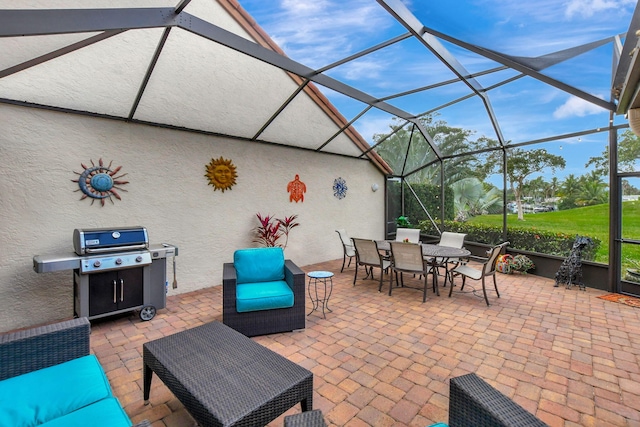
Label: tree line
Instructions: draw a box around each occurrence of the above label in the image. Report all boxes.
[373,115,640,221]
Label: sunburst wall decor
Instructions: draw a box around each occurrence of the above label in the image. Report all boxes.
[333,177,347,199]
[205,156,237,192]
[72,158,129,206]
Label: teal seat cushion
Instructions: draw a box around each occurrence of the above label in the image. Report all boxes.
[40,397,131,427]
[234,247,285,284]
[427,423,449,427]
[0,354,113,427]
[236,280,294,312]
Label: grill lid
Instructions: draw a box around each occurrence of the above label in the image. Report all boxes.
[73,226,149,255]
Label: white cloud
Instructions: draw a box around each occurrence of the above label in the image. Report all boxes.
[263,0,393,67]
[335,59,386,81]
[281,0,329,15]
[565,0,636,18]
[353,116,401,144]
[553,95,607,119]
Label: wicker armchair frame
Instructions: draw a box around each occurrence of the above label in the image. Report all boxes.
[449,373,547,427]
[223,259,306,337]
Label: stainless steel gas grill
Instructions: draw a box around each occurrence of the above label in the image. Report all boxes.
[33,226,178,321]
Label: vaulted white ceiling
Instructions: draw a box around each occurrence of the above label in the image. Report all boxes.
[1,0,638,176]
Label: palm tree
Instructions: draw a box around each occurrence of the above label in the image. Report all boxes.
[577,181,608,206]
[577,171,608,206]
[450,178,502,220]
[546,177,559,200]
[558,174,581,210]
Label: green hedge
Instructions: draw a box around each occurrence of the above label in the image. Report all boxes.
[418,220,600,260]
[403,183,455,224]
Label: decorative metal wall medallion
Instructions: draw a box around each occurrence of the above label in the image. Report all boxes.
[205,156,238,192]
[72,158,128,206]
[287,174,306,203]
[333,177,347,199]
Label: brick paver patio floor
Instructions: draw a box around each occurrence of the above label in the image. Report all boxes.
[89,258,640,427]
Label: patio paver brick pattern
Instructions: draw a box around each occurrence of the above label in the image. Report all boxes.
[88,259,640,427]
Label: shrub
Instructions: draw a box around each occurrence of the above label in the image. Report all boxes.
[418,220,600,260]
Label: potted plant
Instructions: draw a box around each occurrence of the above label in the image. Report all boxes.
[396,215,411,228]
[253,213,299,249]
[496,254,535,274]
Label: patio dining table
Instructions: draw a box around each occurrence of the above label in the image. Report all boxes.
[376,240,471,289]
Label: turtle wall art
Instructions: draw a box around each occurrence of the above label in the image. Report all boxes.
[287,174,306,203]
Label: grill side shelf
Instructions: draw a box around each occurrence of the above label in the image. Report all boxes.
[33,253,82,273]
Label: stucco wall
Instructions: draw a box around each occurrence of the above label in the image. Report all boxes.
[0,104,386,332]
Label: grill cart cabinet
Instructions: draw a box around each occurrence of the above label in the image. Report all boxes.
[72,248,174,321]
[80,268,144,317]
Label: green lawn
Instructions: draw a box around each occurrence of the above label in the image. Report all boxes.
[466,200,640,265]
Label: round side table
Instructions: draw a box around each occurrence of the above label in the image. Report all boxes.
[307,271,334,319]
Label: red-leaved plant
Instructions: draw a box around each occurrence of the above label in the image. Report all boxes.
[253,213,300,249]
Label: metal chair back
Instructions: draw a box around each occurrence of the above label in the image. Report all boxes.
[483,242,508,276]
[351,238,390,290]
[352,238,381,266]
[335,229,355,256]
[438,232,466,249]
[390,242,425,273]
[395,228,420,243]
[388,241,435,302]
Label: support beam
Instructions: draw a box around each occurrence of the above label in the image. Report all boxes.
[376,0,507,146]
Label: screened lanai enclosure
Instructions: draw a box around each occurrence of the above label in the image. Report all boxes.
[3,0,640,297]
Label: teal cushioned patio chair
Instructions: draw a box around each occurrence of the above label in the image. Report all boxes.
[222,247,306,337]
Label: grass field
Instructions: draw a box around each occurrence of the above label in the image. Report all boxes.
[466,200,640,265]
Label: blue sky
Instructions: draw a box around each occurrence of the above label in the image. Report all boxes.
[237,0,637,181]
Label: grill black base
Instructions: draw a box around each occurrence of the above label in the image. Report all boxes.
[73,257,167,321]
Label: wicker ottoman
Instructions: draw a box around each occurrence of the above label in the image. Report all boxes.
[143,321,313,427]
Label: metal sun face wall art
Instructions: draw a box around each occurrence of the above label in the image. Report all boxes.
[333,177,347,199]
[72,158,129,206]
[205,156,238,192]
[287,174,306,203]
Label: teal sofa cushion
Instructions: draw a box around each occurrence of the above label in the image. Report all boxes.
[234,247,285,284]
[0,354,113,427]
[236,280,294,312]
[40,397,131,427]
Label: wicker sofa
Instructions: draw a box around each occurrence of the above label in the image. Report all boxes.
[443,373,548,427]
[0,317,149,427]
[223,247,306,337]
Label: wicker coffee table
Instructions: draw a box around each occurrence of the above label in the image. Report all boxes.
[143,321,313,427]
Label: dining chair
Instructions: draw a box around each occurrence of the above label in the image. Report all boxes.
[351,238,390,291]
[395,228,420,243]
[449,242,509,306]
[388,241,437,303]
[438,231,466,248]
[434,232,467,286]
[335,229,355,272]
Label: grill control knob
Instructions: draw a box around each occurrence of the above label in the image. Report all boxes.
[136,256,143,263]
[93,260,101,268]
[115,258,123,265]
